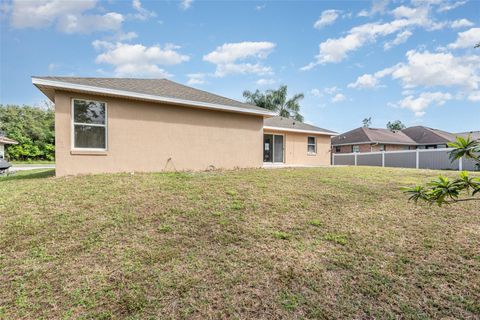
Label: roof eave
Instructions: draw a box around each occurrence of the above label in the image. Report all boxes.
[331,141,416,146]
[263,126,338,136]
[32,77,276,117]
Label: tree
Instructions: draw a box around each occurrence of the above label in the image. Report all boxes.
[386,120,406,131]
[362,117,372,128]
[0,104,55,161]
[475,42,480,48]
[403,136,480,205]
[243,85,304,122]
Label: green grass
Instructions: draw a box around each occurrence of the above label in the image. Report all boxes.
[0,166,479,319]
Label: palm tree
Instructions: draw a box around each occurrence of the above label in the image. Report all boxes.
[243,85,304,122]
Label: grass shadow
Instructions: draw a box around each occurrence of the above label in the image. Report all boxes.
[0,169,55,182]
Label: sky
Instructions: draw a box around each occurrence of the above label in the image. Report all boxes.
[0,0,479,133]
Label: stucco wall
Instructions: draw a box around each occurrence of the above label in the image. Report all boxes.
[264,130,331,165]
[54,91,264,176]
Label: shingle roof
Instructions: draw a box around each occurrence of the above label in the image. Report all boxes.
[402,126,456,145]
[456,131,480,141]
[264,116,337,135]
[32,76,274,116]
[332,127,416,145]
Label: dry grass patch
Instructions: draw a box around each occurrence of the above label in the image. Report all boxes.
[0,167,479,319]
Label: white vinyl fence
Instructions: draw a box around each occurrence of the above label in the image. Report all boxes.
[332,148,478,171]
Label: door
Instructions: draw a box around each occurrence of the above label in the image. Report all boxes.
[263,134,284,163]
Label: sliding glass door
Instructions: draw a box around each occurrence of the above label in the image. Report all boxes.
[263,134,284,163]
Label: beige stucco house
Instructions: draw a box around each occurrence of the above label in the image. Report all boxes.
[32,77,337,176]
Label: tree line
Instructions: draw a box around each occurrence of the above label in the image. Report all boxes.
[0,104,55,161]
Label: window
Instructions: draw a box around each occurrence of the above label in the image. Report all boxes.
[72,99,107,150]
[307,136,316,154]
[352,145,360,153]
[335,146,341,153]
[403,146,410,150]
[379,144,385,151]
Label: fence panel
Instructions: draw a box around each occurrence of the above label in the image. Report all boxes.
[418,150,459,170]
[357,153,382,166]
[333,154,355,165]
[384,151,416,168]
[463,157,478,171]
[333,148,479,171]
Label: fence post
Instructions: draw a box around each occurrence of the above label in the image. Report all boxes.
[415,149,419,169]
[382,151,385,167]
[459,156,463,171]
[332,153,335,166]
[354,153,357,166]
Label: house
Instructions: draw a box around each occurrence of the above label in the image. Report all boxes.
[0,131,18,159]
[332,125,465,153]
[456,131,480,141]
[331,127,416,153]
[402,126,456,149]
[32,76,337,176]
[263,116,337,165]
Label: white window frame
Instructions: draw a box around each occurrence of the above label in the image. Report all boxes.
[307,136,317,155]
[71,98,108,151]
[352,145,360,153]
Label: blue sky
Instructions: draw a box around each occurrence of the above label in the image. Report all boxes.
[0,0,479,133]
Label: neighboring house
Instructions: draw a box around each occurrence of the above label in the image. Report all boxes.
[456,131,480,141]
[402,126,456,149]
[0,131,18,159]
[263,116,337,165]
[32,76,337,176]
[332,125,468,153]
[331,127,416,153]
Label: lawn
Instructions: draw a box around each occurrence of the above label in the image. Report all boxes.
[1,167,479,319]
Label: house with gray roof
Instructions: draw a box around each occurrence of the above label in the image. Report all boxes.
[32,76,337,176]
[332,125,466,153]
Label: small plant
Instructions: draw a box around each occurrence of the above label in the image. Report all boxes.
[158,224,173,233]
[273,231,291,240]
[225,189,238,197]
[323,233,348,245]
[308,219,322,227]
[230,199,245,210]
[404,136,480,205]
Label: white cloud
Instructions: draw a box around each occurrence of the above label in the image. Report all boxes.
[437,0,467,12]
[313,10,340,29]
[448,28,480,49]
[310,89,322,97]
[468,91,480,101]
[384,30,412,50]
[302,4,444,69]
[187,73,207,85]
[114,31,138,41]
[180,0,193,10]
[93,41,190,77]
[203,41,276,77]
[331,93,346,103]
[348,74,380,89]
[450,19,474,29]
[131,0,156,20]
[324,86,339,94]
[392,50,479,90]
[256,78,276,86]
[359,50,479,92]
[255,4,266,11]
[357,0,390,17]
[397,92,452,117]
[57,12,123,34]
[10,0,124,34]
